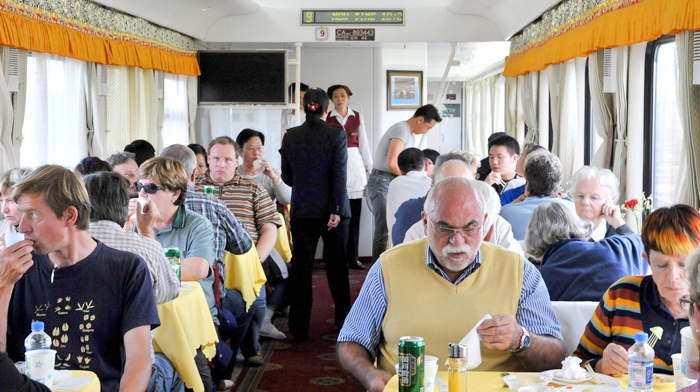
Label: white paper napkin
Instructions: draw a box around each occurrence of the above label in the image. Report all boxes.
[52,375,93,390]
[457,313,492,370]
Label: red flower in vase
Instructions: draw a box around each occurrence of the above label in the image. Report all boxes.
[624,199,639,209]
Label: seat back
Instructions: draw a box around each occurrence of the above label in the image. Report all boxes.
[551,301,599,355]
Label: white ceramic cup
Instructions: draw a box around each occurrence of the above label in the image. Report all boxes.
[673,352,698,389]
[424,355,439,392]
[681,326,700,379]
[4,232,24,247]
[25,349,56,387]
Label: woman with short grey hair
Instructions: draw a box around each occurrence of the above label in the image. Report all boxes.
[525,202,648,301]
[568,166,632,240]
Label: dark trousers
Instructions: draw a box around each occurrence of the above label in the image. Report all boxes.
[346,198,362,262]
[288,217,351,339]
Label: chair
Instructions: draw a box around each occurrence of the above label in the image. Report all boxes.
[551,301,599,355]
[222,245,266,311]
[273,212,292,262]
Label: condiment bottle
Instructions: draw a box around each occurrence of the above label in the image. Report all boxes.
[447,342,467,392]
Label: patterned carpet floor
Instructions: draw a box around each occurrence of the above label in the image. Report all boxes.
[232,259,370,392]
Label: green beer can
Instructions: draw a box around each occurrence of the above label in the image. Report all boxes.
[398,336,424,392]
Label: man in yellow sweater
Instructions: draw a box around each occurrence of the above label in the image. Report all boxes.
[337,177,566,392]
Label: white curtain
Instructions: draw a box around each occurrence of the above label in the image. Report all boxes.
[0,50,15,172]
[611,46,630,198]
[162,73,189,147]
[505,76,518,138]
[187,76,198,144]
[464,83,476,153]
[84,63,106,158]
[104,66,158,155]
[521,72,539,144]
[1,48,28,171]
[549,59,578,183]
[493,75,506,135]
[20,53,87,168]
[675,31,700,207]
[588,51,614,169]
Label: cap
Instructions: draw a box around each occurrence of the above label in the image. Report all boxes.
[31,321,45,331]
[634,332,648,343]
[448,342,467,358]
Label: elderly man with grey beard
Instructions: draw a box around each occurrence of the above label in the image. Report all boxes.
[336,177,565,392]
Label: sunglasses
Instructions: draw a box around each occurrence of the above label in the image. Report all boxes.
[134,181,168,194]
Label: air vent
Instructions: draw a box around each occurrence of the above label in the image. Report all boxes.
[7,48,18,92]
[97,64,108,96]
[693,31,700,85]
[155,70,164,99]
[603,48,617,93]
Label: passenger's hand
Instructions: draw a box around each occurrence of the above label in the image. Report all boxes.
[366,369,393,392]
[328,214,340,231]
[595,343,628,375]
[477,314,521,351]
[0,240,35,288]
[602,201,625,229]
[485,172,506,188]
[136,200,160,236]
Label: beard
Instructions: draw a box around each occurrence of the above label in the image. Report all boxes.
[436,243,478,273]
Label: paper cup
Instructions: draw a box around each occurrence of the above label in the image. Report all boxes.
[253,159,265,174]
[424,355,439,392]
[4,232,24,247]
[681,326,700,379]
[25,349,56,387]
[673,353,698,389]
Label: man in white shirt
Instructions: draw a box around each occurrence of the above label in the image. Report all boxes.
[385,148,431,241]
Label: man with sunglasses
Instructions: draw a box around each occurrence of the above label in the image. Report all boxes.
[337,177,565,392]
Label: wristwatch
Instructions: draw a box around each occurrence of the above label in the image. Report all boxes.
[509,326,531,353]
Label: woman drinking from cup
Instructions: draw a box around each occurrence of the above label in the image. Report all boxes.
[574,204,700,375]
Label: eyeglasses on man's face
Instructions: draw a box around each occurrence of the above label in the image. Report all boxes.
[244,146,264,153]
[427,215,482,239]
[681,294,696,316]
[134,181,168,194]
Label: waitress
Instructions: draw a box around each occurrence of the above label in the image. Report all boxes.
[326,84,373,270]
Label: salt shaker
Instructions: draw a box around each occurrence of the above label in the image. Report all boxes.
[447,342,467,392]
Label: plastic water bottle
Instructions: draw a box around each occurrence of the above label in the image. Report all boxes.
[24,321,51,352]
[628,331,654,391]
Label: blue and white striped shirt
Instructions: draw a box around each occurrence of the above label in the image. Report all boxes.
[337,244,562,359]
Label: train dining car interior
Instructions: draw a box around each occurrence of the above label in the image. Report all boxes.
[0,0,700,391]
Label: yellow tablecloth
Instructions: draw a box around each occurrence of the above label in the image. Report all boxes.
[152,282,219,392]
[274,212,292,262]
[223,248,266,311]
[51,370,100,392]
[384,371,632,391]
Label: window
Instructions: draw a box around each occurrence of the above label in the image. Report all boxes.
[162,74,189,147]
[645,39,683,208]
[20,53,87,169]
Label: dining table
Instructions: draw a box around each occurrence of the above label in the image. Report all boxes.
[151,282,219,392]
[383,370,678,391]
[49,370,100,391]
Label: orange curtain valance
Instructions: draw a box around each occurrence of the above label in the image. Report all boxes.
[0,0,199,76]
[504,0,700,77]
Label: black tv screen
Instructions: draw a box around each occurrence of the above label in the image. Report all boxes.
[198,51,287,104]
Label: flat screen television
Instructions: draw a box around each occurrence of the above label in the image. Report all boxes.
[198,51,287,104]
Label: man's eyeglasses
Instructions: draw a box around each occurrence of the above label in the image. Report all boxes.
[245,146,264,153]
[680,295,696,316]
[134,182,168,194]
[427,215,482,239]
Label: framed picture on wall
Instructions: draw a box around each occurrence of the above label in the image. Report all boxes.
[387,70,422,110]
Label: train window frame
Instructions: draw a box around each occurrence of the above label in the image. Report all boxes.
[583,58,592,165]
[643,35,681,208]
